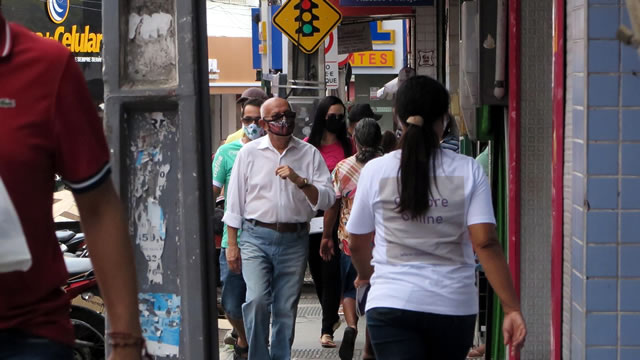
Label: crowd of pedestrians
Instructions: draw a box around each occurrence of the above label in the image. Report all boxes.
[0,12,527,356]
[214,74,527,360]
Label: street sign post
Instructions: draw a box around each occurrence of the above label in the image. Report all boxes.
[273,0,342,54]
[324,30,338,89]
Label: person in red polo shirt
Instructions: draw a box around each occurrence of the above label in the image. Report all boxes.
[0,11,144,360]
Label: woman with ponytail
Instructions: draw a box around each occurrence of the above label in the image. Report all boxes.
[346,76,526,359]
[319,118,382,360]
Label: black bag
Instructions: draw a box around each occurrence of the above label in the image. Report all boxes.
[212,207,225,236]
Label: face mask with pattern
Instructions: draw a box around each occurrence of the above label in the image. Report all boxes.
[265,111,296,137]
[243,123,265,140]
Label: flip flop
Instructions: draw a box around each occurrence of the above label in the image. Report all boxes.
[321,334,337,348]
[339,327,357,360]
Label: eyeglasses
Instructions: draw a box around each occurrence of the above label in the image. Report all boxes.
[263,110,297,122]
[326,113,345,122]
[241,116,261,124]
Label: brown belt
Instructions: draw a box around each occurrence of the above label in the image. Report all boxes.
[249,219,307,233]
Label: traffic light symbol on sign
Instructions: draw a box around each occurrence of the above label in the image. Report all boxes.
[294,0,319,37]
[272,0,342,54]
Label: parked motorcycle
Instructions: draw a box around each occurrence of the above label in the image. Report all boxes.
[57,230,87,256]
[59,231,105,360]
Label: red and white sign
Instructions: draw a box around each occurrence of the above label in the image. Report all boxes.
[338,53,352,67]
[324,31,339,89]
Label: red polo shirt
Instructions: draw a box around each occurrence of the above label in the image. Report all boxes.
[0,14,110,346]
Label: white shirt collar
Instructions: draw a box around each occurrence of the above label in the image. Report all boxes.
[257,134,300,151]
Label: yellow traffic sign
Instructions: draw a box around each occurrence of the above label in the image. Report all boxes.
[273,0,342,54]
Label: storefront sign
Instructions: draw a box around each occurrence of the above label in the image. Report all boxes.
[349,51,394,67]
[35,25,103,53]
[4,1,103,97]
[340,0,433,6]
[47,0,70,24]
[350,20,404,75]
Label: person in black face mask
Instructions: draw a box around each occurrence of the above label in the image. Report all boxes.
[307,96,354,179]
[305,96,355,348]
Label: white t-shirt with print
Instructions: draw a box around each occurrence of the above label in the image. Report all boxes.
[346,149,496,315]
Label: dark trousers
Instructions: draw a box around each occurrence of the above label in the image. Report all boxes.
[0,330,73,360]
[366,307,476,360]
[308,232,342,336]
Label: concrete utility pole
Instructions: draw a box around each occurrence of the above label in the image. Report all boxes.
[102,1,217,359]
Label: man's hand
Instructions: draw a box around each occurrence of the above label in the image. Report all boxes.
[226,245,242,274]
[276,165,302,186]
[503,310,527,356]
[319,237,335,261]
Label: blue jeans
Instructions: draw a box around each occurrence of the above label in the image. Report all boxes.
[0,330,73,359]
[219,248,247,320]
[240,221,309,360]
[366,307,476,360]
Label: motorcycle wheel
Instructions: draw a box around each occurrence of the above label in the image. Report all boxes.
[70,305,105,360]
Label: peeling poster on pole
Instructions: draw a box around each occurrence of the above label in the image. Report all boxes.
[139,292,181,357]
[128,111,177,285]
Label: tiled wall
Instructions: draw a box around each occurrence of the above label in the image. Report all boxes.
[568,0,640,358]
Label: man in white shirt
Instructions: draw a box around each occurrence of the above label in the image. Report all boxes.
[223,97,335,360]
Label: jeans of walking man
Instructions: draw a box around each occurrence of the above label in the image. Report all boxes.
[222,97,335,360]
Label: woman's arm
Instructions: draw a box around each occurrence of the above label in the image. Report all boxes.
[319,200,340,261]
[469,223,526,355]
[349,232,374,282]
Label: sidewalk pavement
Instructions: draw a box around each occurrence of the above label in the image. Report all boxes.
[218,284,485,359]
[219,284,367,360]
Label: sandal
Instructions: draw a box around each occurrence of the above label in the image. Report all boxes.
[339,327,357,360]
[320,334,336,348]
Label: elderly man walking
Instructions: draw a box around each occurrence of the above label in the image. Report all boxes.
[223,97,335,360]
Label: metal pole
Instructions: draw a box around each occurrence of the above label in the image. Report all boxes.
[102,0,215,358]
